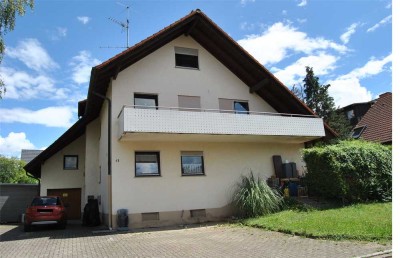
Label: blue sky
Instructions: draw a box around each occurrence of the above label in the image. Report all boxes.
[0,0,392,157]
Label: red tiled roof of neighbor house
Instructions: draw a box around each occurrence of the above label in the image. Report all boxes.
[354,92,392,144]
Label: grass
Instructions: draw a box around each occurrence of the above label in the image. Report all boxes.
[240,202,392,243]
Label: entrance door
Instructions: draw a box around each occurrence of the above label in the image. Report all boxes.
[47,188,81,220]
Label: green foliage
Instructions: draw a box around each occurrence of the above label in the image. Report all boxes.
[325,109,352,140]
[291,67,352,139]
[302,140,392,202]
[233,171,283,218]
[0,0,34,98]
[303,66,335,121]
[0,155,37,184]
[242,202,392,242]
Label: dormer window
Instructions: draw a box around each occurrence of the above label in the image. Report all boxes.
[175,47,199,69]
[352,126,366,139]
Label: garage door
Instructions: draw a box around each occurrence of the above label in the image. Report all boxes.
[47,188,81,220]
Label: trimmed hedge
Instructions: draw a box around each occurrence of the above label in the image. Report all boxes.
[302,140,391,202]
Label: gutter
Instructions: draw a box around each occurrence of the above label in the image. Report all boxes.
[92,91,113,230]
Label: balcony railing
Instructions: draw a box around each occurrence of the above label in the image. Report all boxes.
[118,105,325,139]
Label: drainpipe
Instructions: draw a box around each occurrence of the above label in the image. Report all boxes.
[92,91,113,230]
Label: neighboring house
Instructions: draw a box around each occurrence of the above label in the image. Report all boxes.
[338,100,375,128]
[352,92,392,145]
[24,10,333,228]
[21,149,43,164]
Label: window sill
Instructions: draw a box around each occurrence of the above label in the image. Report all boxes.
[175,66,200,71]
[181,174,205,177]
[135,174,161,178]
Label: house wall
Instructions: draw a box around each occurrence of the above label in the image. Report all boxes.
[105,35,305,228]
[40,135,86,211]
[112,35,277,115]
[112,141,304,228]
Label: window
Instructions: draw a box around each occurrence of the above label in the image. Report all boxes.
[234,101,249,114]
[178,95,201,111]
[64,155,78,170]
[175,47,199,69]
[134,94,158,109]
[218,98,250,114]
[135,152,160,176]
[352,126,366,139]
[181,151,204,175]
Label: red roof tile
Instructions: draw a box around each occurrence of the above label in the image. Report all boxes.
[355,92,392,144]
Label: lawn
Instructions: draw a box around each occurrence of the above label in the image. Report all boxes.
[241,202,392,242]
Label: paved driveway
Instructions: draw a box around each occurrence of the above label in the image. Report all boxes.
[0,223,391,258]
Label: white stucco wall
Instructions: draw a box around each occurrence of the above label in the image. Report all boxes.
[112,141,304,214]
[112,35,277,116]
[104,35,306,216]
[40,134,86,210]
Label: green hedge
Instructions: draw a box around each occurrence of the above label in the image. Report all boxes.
[302,141,391,202]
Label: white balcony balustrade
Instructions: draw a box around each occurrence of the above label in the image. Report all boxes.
[118,106,325,142]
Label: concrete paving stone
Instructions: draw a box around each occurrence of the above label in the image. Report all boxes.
[0,223,391,258]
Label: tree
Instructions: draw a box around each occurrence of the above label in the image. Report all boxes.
[302,66,335,121]
[0,155,37,183]
[0,0,34,98]
[294,66,351,139]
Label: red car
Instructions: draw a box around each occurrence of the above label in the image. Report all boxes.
[24,196,67,232]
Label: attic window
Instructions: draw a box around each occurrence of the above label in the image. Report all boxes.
[175,47,199,69]
[352,126,366,139]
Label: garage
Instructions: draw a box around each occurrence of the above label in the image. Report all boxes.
[47,188,81,220]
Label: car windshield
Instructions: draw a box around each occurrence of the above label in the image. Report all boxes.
[31,197,60,206]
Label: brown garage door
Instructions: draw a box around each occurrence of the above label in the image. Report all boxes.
[47,188,81,220]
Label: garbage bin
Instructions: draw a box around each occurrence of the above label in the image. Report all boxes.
[117,209,129,230]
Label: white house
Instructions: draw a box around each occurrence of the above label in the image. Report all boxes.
[25,10,334,229]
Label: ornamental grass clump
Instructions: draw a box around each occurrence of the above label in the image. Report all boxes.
[233,171,283,218]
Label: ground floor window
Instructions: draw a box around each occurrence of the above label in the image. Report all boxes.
[135,152,161,177]
[181,151,204,176]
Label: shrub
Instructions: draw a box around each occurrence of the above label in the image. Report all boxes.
[233,171,283,218]
[303,140,391,202]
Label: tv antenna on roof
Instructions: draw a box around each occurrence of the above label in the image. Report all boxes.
[100,2,131,49]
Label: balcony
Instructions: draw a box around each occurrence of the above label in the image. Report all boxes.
[118,106,325,143]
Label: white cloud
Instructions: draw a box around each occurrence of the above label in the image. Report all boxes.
[341,54,392,80]
[297,0,307,7]
[282,10,288,15]
[385,2,391,9]
[6,38,58,72]
[0,132,35,157]
[297,18,307,24]
[0,106,75,128]
[367,15,392,32]
[0,66,68,100]
[77,16,91,24]
[273,53,338,86]
[70,51,101,84]
[340,23,360,44]
[328,77,373,108]
[238,22,347,65]
[328,54,392,107]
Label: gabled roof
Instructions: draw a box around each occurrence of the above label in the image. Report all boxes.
[353,92,392,144]
[24,9,335,178]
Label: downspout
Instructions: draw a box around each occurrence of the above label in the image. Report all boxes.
[92,91,113,230]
